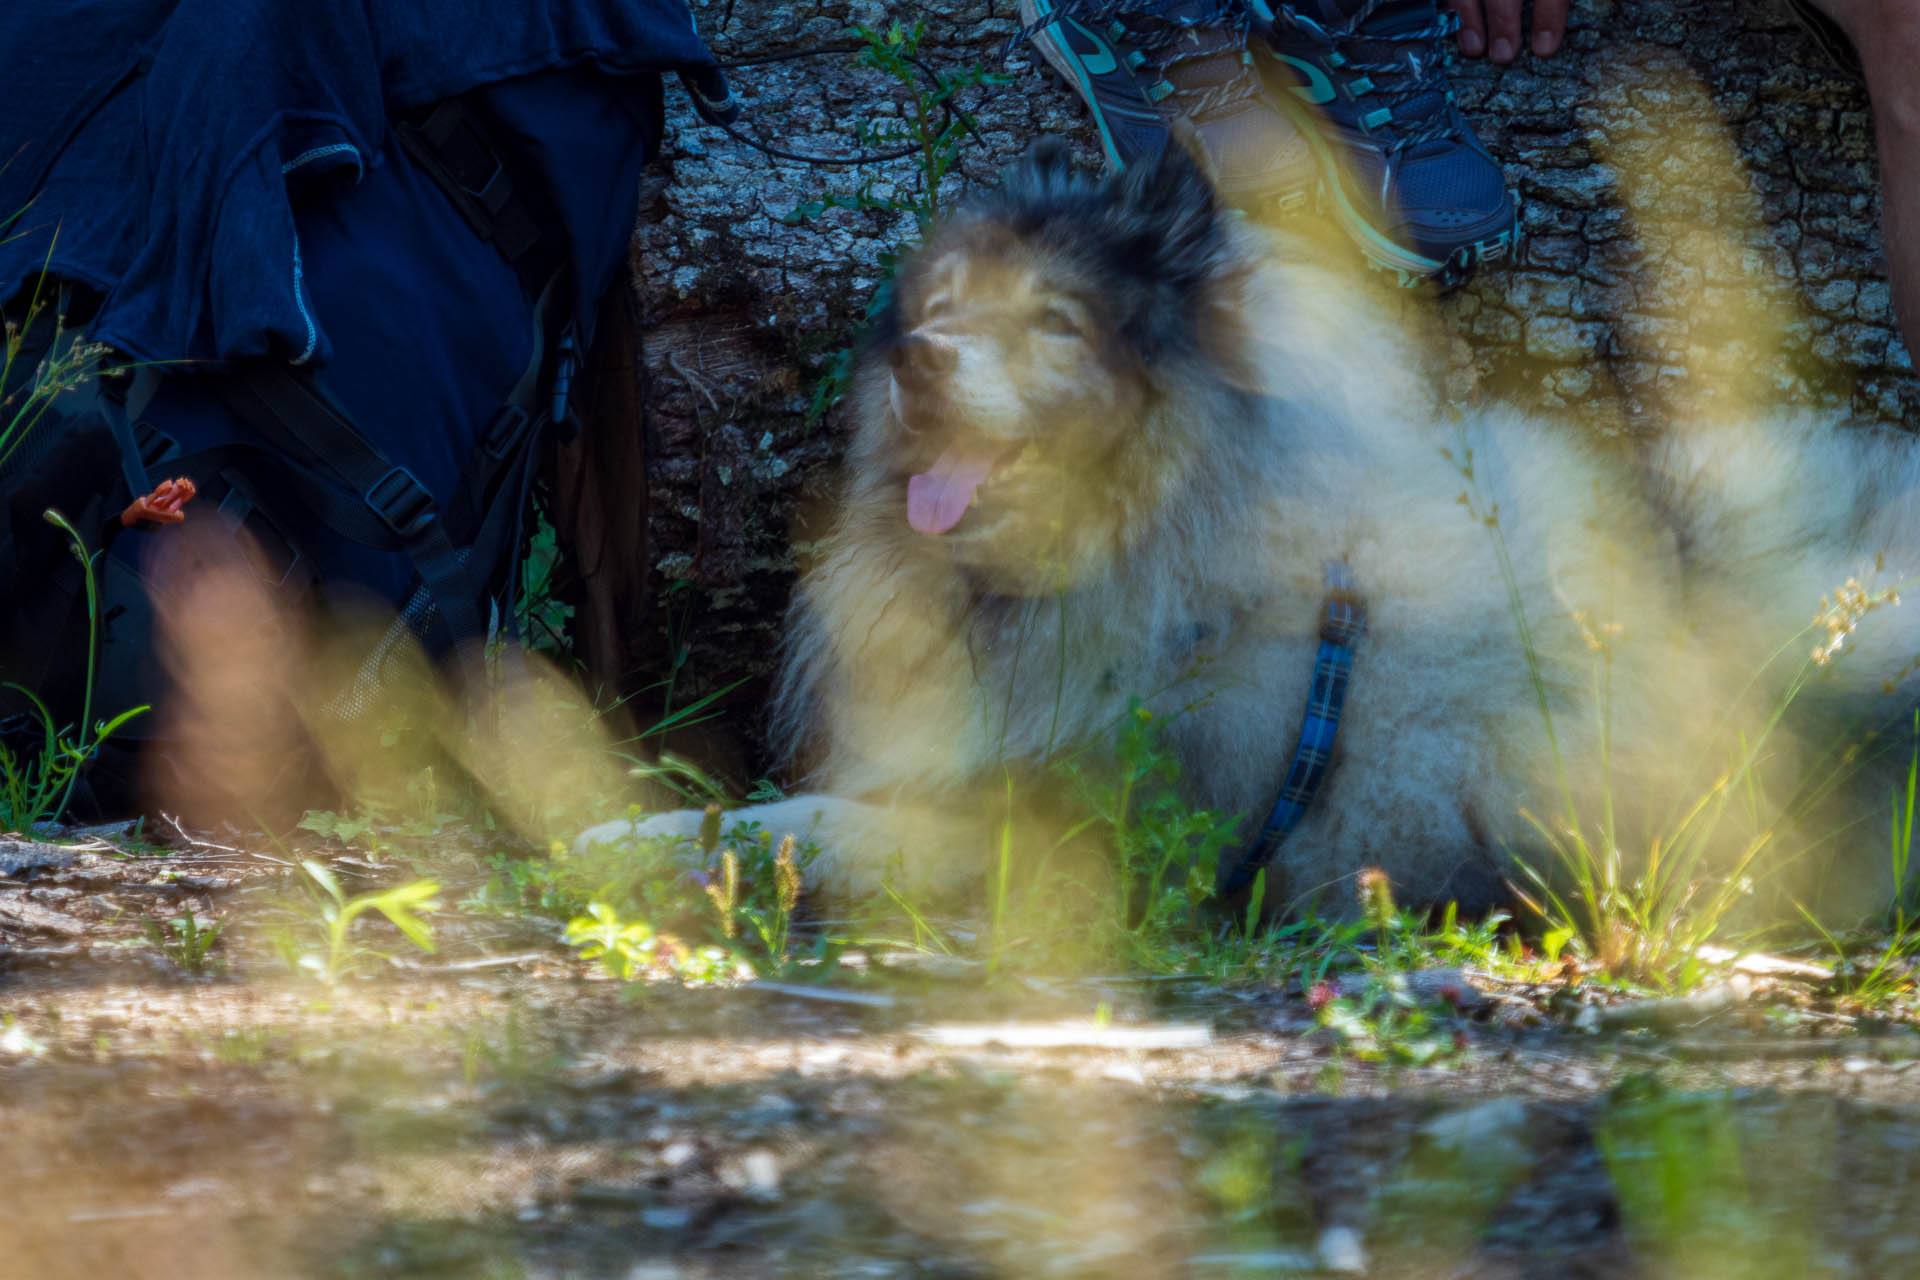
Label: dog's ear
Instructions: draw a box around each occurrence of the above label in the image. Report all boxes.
[1118,142,1225,286]
[1000,136,1079,202]
[1024,136,1075,178]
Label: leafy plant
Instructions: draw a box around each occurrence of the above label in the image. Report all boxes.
[555,815,827,983]
[1311,973,1460,1066]
[143,904,225,977]
[982,699,1240,971]
[516,501,574,657]
[298,808,389,858]
[1,510,148,832]
[782,21,1008,424]
[561,899,740,984]
[280,859,441,983]
[465,848,583,918]
[1306,872,1467,1065]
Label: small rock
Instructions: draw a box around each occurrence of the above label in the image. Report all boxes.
[641,1205,692,1231]
[1316,1225,1368,1274]
[0,896,86,936]
[1421,1098,1529,1152]
[739,1149,781,1201]
[0,840,77,876]
[625,1264,684,1280]
[0,1022,47,1056]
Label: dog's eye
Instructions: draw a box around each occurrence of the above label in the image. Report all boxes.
[1038,304,1087,340]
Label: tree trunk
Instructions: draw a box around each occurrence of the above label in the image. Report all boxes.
[561,0,1915,784]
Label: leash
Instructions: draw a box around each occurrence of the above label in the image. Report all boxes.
[1215,560,1367,899]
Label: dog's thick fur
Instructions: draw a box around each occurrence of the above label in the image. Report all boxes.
[585,142,1920,919]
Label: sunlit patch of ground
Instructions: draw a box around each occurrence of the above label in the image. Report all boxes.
[8,831,1920,1278]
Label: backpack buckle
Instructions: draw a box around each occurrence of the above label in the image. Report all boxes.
[481,404,530,461]
[549,332,579,427]
[365,467,436,539]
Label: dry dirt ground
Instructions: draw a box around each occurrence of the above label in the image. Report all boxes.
[7,831,1920,1279]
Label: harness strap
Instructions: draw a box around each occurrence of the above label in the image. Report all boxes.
[1215,561,1367,899]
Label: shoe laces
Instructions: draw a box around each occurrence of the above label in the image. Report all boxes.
[1013,0,1263,122]
[1275,0,1465,155]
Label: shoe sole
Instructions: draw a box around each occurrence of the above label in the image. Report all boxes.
[1261,58,1516,285]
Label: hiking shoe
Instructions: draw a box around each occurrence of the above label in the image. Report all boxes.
[1018,0,1317,208]
[1252,0,1517,285]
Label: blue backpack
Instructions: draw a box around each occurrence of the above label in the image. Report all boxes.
[0,0,733,812]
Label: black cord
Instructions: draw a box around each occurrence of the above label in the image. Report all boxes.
[689,46,1001,168]
[716,42,867,66]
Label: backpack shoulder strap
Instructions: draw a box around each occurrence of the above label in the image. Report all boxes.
[392,96,563,302]
[218,365,489,656]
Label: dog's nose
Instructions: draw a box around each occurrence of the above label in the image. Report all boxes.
[891,332,957,389]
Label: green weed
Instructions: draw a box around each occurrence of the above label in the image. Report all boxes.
[1311,975,1460,1066]
[561,900,740,983]
[276,859,441,983]
[783,21,1008,424]
[516,501,575,658]
[1,511,148,832]
[1448,431,1897,985]
[465,848,582,917]
[1306,873,1468,1066]
[557,818,832,982]
[202,1026,275,1065]
[143,904,225,977]
[460,1006,564,1090]
[2,274,147,833]
[728,833,806,969]
[1,263,122,469]
[1798,711,1920,1005]
[298,808,393,859]
[970,699,1242,973]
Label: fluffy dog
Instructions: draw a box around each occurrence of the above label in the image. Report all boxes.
[584,141,1920,920]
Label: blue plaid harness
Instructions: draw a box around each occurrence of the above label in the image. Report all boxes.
[1214,561,1367,898]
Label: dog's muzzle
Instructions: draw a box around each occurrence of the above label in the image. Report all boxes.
[890,331,958,393]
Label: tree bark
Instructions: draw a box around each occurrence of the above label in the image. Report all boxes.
[562,0,1916,783]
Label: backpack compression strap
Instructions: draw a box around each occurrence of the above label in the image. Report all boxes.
[218,364,487,639]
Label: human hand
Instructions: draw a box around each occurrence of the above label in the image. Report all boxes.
[1449,0,1569,62]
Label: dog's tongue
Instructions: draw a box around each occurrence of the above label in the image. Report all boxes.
[908,446,999,535]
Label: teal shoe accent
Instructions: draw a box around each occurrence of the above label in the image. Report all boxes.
[1256,0,1517,284]
[1015,0,1319,209]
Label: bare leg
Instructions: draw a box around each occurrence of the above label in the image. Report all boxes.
[1819,0,1920,366]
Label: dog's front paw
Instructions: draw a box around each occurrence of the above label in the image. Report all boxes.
[573,807,709,855]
